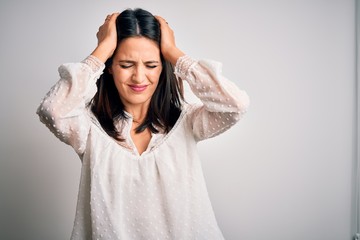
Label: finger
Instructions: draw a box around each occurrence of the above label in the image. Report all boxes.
[105,14,111,22]
[104,12,119,23]
[155,15,167,25]
[108,12,120,22]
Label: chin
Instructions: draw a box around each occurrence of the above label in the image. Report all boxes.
[122,95,152,106]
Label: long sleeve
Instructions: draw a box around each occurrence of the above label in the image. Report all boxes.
[36,55,105,156]
[175,55,250,141]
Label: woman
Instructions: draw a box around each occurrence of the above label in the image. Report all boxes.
[37,8,249,240]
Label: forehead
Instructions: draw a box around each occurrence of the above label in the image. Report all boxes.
[114,37,161,61]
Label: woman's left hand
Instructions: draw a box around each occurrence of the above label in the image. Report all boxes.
[155,15,185,65]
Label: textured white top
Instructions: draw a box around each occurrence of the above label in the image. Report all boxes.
[37,55,250,240]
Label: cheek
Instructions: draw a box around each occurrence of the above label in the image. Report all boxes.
[112,70,130,83]
[111,71,128,95]
[113,70,129,81]
[149,68,162,84]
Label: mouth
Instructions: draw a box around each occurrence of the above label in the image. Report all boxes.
[128,84,148,93]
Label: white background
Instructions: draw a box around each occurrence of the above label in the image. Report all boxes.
[0,0,356,239]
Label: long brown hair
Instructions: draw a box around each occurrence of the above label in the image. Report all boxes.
[90,8,184,141]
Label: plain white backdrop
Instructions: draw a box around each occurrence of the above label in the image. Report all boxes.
[0,0,356,239]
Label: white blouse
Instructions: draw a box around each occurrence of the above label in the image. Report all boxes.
[37,55,250,240]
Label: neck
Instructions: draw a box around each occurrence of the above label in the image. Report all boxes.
[124,103,149,124]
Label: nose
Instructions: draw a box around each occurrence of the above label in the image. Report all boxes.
[132,65,146,84]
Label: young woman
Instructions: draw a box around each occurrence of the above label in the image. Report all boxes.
[37,8,249,240]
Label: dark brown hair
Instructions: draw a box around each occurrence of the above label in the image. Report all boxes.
[90,8,184,141]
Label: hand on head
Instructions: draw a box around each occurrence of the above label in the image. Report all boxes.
[155,15,185,65]
[91,12,185,65]
[92,12,120,63]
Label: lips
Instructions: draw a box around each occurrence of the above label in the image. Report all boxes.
[128,84,148,93]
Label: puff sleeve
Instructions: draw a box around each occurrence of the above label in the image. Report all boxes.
[36,55,105,156]
[175,55,250,141]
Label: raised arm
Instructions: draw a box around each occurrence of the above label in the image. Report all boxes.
[175,55,250,141]
[36,57,104,155]
[36,13,119,156]
[155,15,249,141]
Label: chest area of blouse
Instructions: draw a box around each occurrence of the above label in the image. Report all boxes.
[129,125,152,156]
[86,113,196,161]
[82,122,199,188]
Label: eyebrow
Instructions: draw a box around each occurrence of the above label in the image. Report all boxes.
[118,60,160,64]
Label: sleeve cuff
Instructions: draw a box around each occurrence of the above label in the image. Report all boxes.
[174,55,197,80]
[81,55,105,74]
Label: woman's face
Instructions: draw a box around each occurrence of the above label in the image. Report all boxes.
[110,36,162,110]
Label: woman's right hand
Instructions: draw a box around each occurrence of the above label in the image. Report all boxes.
[91,12,120,63]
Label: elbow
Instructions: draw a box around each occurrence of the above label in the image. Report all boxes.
[234,90,250,115]
[36,100,66,141]
[220,91,249,126]
[36,99,56,126]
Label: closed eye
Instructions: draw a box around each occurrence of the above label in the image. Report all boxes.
[120,64,133,69]
[146,65,158,69]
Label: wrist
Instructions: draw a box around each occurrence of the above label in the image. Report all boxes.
[91,43,115,63]
[163,47,185,65]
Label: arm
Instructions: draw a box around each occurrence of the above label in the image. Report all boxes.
[36,56,104,155]
[36,13,119,155]
[155,15,249,141]
[175,55,250,141]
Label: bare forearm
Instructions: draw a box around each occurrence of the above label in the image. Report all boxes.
[91,44,114,63]
[163,47,185,66]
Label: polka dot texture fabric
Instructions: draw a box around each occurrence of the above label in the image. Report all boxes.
[37,55,250,240]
